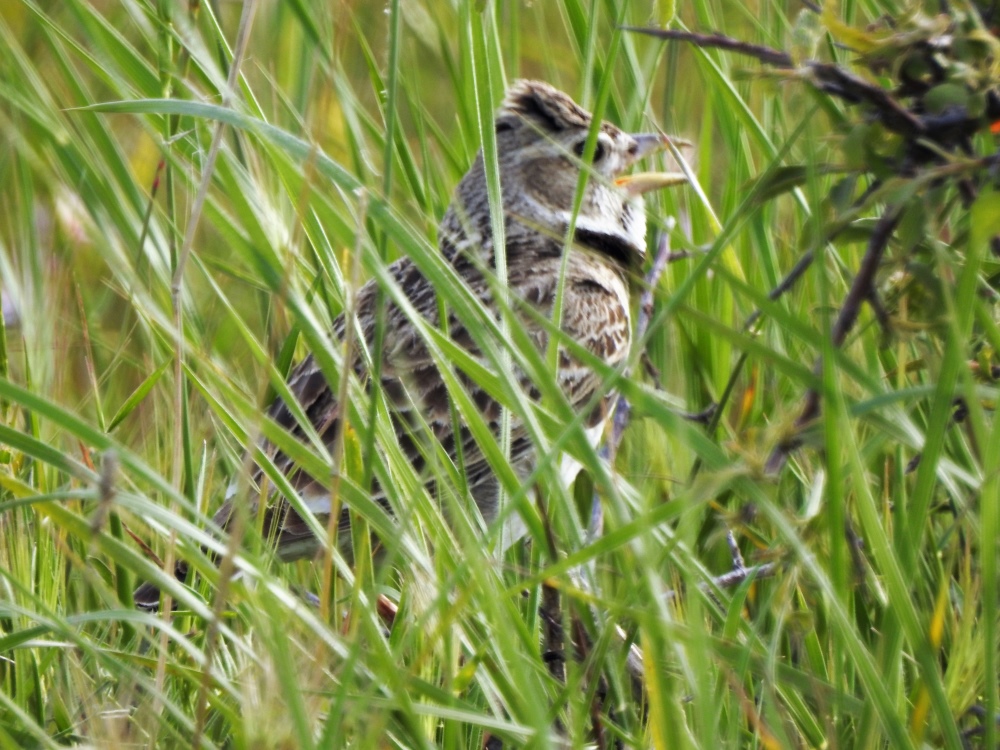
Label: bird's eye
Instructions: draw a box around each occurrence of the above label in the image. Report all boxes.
[573,139,606,162]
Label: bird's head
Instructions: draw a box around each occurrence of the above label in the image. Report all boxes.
[443,80,685,268]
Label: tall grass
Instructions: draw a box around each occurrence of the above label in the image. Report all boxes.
[0,0,995,747]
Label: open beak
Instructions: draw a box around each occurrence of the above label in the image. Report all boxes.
[616,171,688,196]
[617,132,690,196]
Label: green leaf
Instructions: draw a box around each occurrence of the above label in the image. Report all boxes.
[923,83,969,114]
[745,164,847,206]
[106,359,170,433]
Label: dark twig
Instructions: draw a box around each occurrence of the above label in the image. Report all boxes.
[135,158,166,282]
[726,530,745,571]
[661,249,694,263]
[832,209,902,350]
[641,352,663,385]
[961,704,1000,744]
[536,490,566,683]
[566,615,616,750]
[745,250,815,330]
[695,244,824,478]
[845,520,869,600]
[680,403,718,426]
[765,207,902,474]
[806,63,926,136]
[626,28,931,139]
[691,244,820,481]
[866,288,893,342]
[610,225,677,453]
[906,393,985,474]
[541,581,565,682]
[662,561,778,603]
[628,23,1000,172]
[639,228,675,331]
[742,178,883,332]
[623,27,794,68]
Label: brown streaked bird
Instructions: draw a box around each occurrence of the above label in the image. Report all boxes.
[134,80,683,608]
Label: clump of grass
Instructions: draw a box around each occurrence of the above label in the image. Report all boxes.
[0,1,997,748]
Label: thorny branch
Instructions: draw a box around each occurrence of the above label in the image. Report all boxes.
[765,207,903,473]
[620,27,795,68]
[593,17,1000,697]
[628,20,1000,476]
[627,26,1000,144]
[661,531,777,604]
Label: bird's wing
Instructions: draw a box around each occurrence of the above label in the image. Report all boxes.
[214,248,630,555]
[214,255,517,547]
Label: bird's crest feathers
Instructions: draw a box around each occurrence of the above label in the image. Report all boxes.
[498,79,592,132]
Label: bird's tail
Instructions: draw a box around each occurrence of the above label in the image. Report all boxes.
[133,560,190,610]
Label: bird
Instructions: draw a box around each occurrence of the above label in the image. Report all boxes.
[133,80,682,609]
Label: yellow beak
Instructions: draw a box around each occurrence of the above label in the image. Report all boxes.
[615,171,688,196]
[618,132,690,195]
